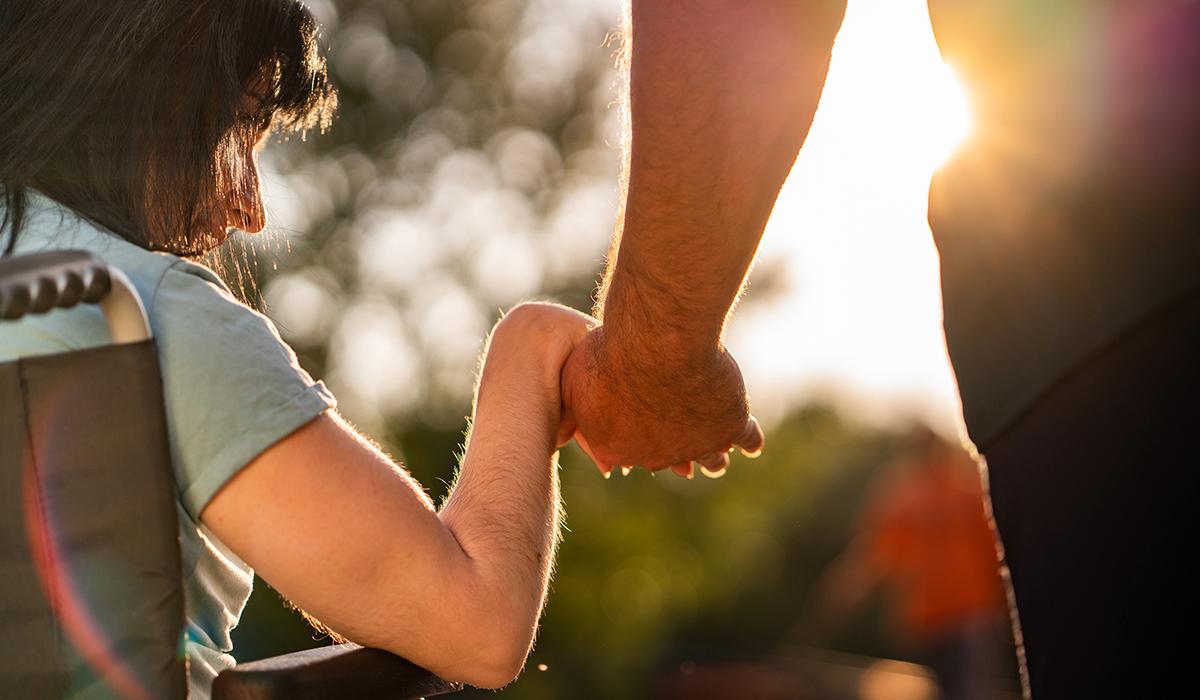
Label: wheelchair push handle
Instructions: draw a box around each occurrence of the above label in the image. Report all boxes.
[0,250,151,343]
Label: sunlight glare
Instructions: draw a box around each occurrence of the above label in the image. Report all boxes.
[921,64,973,170]
[727,0,970,436]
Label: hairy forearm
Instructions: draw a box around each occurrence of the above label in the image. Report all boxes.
[440,402,560,621]
[601,0,847,352]
[437,330,563,679]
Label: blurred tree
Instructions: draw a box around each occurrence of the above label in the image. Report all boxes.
[225,0,624,439]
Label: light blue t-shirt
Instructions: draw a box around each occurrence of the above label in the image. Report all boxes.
[0,192,336,698]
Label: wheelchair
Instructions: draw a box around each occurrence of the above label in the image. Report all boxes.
[0,250,460,699]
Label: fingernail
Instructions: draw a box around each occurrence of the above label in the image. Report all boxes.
[700,466,727,479]
[602,469,612,480]
[741,448,762,459]
[621,466,632,477]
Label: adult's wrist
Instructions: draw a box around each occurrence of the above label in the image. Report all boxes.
[600,268,726,358]
[583,322,729,409]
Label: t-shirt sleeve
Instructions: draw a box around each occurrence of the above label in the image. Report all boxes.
[150,260,336,523]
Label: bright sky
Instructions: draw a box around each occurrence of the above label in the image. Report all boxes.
[724,0,973,436]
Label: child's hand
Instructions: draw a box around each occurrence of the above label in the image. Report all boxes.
[481,303,596,446]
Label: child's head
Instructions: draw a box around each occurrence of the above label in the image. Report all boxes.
[0,0,338,255]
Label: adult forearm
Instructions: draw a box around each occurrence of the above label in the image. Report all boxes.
[601,0,847,352]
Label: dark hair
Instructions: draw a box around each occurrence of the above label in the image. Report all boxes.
[0,0,337,256]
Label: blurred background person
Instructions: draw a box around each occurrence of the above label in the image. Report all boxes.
[817,427,1008,700]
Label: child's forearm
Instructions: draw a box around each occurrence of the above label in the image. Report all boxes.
[437,318,564,681]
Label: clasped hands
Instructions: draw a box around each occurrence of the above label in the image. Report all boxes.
[556,320,764,480]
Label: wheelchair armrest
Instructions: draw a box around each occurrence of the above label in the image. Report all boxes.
[211,644,463,700]
[0,249,149,342]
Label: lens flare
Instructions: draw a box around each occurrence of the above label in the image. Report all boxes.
[22,457,154,700]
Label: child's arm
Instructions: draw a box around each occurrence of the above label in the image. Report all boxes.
[201,303,592,689]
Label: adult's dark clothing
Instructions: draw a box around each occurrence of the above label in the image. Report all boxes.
[983,289,1198,698]
[925,2,1200,697]
[928,0,1200,445]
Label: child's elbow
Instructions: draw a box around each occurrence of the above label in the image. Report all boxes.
[466,648,528,690]
[406,590,535,690]
[438,623,533,690]
[476,608,539,687]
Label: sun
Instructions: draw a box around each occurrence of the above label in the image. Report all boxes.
[919,62,973,170]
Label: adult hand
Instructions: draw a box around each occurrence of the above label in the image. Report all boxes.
[558,324,764,479]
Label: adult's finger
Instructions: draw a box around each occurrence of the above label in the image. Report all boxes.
[574,433,614,478]
[670,461,694,479]
[697,450,730,479]
[696,451,731,471]
[733,415,765,458]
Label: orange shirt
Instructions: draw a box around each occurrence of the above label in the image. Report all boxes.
[864,455,1006,641]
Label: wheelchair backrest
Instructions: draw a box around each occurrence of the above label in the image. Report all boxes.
[0,251,186,700]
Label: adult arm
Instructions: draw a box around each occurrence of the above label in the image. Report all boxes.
[201,304,590,689]
[561,0,848,474]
